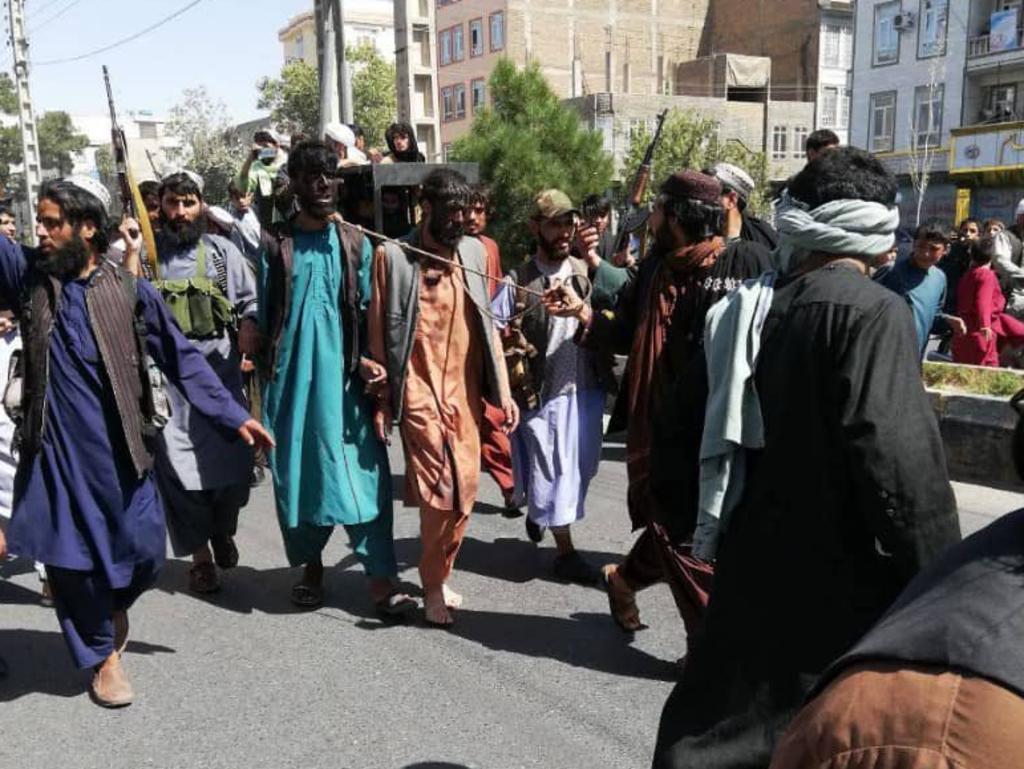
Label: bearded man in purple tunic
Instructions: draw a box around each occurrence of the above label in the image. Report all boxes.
[0,177,274,708]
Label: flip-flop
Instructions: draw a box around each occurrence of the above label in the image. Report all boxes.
[601,565,644,633]
[375,592,418,618]
[290,582,323,609]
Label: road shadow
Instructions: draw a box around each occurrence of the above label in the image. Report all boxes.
[0,629,174,702]
[155,558,421,627]
[601,443,627,462]
[401,535,621,587]
[402,764,471,769]
[449,608,676,681]
[0,573,46,607]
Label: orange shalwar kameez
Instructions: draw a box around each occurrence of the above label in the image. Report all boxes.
[369,254,485,590]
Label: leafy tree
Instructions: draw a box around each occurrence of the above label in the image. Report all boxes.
[349,42,396,149]
[165,86,246,204]
[622,109,771,216]
[93,144,121,215]
[0,75,21,197]
[255,45,397,149]
[450,60,614,265]
[38,111,89,177]
[256,60,320,139]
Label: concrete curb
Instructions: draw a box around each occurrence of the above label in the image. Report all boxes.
[928,388,1023,490]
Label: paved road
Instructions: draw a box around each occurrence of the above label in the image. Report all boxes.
[2,437,1020,769]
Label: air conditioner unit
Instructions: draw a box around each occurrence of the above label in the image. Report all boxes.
[894,11,916,30]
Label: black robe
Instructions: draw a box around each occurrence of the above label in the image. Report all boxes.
[653,262,962,769]
[585,240,773,531]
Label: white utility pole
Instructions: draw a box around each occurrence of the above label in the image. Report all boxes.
[7,0,40,243]
[8,0,41,244]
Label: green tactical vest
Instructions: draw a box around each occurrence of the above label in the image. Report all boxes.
[154,239,235,339]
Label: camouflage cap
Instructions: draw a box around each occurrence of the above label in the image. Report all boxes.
[531,189,578,220]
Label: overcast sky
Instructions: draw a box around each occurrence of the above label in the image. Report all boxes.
[16,0,312,123]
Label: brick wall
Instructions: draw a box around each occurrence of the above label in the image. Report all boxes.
[701,0,822,101]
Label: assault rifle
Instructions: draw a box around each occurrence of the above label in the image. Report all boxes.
[613,108,668,257]
[103,65,158,276]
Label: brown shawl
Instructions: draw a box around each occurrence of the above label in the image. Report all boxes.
[625,237,724,525]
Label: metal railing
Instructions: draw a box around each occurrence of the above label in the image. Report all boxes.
[968,32,1024,58]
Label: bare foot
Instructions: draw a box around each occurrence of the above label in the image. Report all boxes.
[424,589,454,626]
[442,584,463,609]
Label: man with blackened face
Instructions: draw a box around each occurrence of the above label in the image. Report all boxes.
[367,168,518,627]
[259,140,414,617]
[152,171,261,596]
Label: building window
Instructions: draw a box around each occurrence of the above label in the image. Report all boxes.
[869,91,897,152]
[294,33,305,61]
[772,125,788,159]
[820,86,839,127]
[490,11,505,51]
[874,1,900,66]
[918,0,948,58]
[440,28,452,66]
[985,84,1018,121]
[823,25,842,67]
[471,78,486,112]
[470,18,484,57]
[138,122,158,140]
[441,86,454,122]
[453,23,465,61]
[913,84,944,148]
[454,83,467,120]
[792,126,809,158]
[840,87,851,129]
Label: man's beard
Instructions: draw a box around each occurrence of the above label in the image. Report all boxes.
[538,231,571,261]
[160,216,204,249]
[428,207,463,248]
[652,218,678,253]
[297,190,336,220]
[36,234,90,281]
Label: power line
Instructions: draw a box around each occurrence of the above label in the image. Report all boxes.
[33,0,206,66]
[28,0,66,19]
[28,0,87,34]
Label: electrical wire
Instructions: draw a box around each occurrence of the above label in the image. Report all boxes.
[28,0,88,34]
[28,0,67,19]
[33,0,207,66]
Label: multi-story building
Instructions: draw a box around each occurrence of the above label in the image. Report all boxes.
[69,111,179,182]
[279,1,395,67]
[572,55,816,182]
[697,0,855,143]
[850,0,967,225]
[434,0,711,151]
[395,0,441,161]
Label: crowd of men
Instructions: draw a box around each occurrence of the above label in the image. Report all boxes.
[4,120,1024,768]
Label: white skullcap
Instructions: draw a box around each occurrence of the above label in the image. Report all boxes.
[708,162,755,202]
[324,121,355,148]
[206,205,234,229]
[1015,198,1024,217]
[160,167,205,194]
[65,175,112,214]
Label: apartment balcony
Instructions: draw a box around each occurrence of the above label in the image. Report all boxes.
[950,121,1024,176]
[967,33,1024,71]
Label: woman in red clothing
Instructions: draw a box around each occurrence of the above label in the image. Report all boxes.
[952,236,1024,366]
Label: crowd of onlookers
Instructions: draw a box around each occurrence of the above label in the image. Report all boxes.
[875,213,1024,369]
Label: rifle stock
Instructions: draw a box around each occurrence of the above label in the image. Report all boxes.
[614,109,669,255]
[103,65,158,276]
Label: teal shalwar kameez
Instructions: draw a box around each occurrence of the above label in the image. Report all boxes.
[262,227,396,574]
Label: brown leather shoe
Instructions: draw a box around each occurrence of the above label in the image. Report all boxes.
[90,653,133,708]
[113,610,128,654]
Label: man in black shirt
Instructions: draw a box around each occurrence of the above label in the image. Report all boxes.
[653,147,961,769]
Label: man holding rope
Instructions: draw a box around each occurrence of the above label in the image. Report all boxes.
[367,168,518,628]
